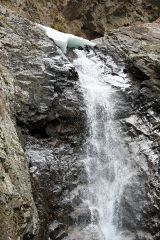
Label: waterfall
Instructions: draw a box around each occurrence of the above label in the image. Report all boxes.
[72,49,136,240]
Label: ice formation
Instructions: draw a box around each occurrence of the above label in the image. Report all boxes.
[39,25,95,53]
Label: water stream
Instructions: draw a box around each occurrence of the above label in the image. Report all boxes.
[72,49,136,240]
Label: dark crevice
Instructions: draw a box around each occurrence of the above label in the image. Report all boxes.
[16,118,49,139]
[82,25,104,40]
[29,127,49,139]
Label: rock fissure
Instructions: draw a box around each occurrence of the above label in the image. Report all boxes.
[0,1,160,240]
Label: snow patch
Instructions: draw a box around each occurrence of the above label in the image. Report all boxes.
[39,24,95,53]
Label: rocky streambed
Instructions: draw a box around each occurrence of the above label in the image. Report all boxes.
[0,5,160,240]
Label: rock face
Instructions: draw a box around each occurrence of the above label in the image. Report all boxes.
[63,0,160,38]
[0,5,86,240]
[95,21,160,117]
[0,22,38,240]
[71,47,160,240]
[94,23,160,240]
[96,22,160,85]
[0,0,70,33]
[0,1,160,240]
[0,0,159,38]
[0,65,38,240]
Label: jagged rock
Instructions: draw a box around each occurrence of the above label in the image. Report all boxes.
[63,0,160,38]
[0,0,69,32]
[25,137,90,239]
[78,47,160,240]
[0,2,160,240]
[48,221,67,240]
[0,64,38,239]
[0,5,86,142]
[0,5,86,239]
[68,205,92,226]
[95,22,160,92]
[0,0,159,38]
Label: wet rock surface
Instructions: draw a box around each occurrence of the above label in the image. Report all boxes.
[96,22,160,88]
[0,6,86,141]
[0,3,160,240]
[25,139,88,239]
[0,6,87,239]
[83,48,160,240]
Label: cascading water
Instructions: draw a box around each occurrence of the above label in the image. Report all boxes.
[72,49,137,240]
